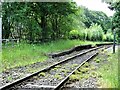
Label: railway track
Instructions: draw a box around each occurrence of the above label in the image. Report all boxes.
[0,45,111,90]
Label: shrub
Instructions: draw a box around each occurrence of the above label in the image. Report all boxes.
[69,30,79,39]
[103,34,107,41]
[81,24,104,41]
[105,33,114,41]
[68,24,113,42]
[103,29,114,41]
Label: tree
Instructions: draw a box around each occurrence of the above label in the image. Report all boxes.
[2,2,77,42]
[108,1,120,42]
[82,7,111,34]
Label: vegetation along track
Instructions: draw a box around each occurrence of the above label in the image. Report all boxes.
[0,45,111,90]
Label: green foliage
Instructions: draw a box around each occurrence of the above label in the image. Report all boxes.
[95,59,100,63]
[70,74,83,81]
[83,24,104,41]
[83,7,111,34]
[102,29,114,41]
[39,72,46,77]
[83,62,90,67]
[2,2,113,42]
[55,65,61,68]
[2,2,77,42]
[68,23,113,42]
[54,74,62,80]
[105,33,114,41]
[6,76,13,81]
[109,1,120,43]
[69,30,79,39]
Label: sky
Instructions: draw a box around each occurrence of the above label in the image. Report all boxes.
[73,0,115,16]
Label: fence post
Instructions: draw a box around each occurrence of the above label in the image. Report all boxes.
[0,18,1,48]
[113,29,116,53]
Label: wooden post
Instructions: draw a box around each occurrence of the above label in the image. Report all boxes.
[0,0,1,48]
[113,29,116,53]
[0,16,2,50]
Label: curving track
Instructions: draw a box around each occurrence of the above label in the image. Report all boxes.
[0,45,111,90]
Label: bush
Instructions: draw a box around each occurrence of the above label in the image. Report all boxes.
[78,30,87,40]
[103,29,114,41]
[85,24,104,41]
[69,30,79,39]
[105,33,114,41]
[103,35,107,41]
[68,24,113,42]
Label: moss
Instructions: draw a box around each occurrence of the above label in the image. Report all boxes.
[79,75,84,79]
[84,74,89,79]
[70,74,80,81]
[55,65,61,68]
[79,67,89,73]
[39,72,46,76]
[54,74,62,80]
[7,76,13,81]
[61,69,69,73]
[91,71,97,75]
[75,70,82,74]
[71,64,78,68]
[95,59,100,63]
[53,68,58,70]
[90,65,96,70]
[70,74,84,81]
[107,53,112,57]
[83,62,90,67]
[64,73,68,76]
[27,67,41,73]
[90,71,98,78]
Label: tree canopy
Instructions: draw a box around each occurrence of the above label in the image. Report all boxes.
[2,2,114,43]
[107,1,120,42]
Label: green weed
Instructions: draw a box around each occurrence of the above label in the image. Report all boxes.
[79,67,89,73]
[54,74,62,80]
[7,76,13,81]
[39,72,46,77]
[95,59,100,63]
[55,65,61,68]
[83,62,90,67]
[72,64,78,67]
[70,74,82,81]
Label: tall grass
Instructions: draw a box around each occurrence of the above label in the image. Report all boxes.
[97,50,118,88]
[69,24,114,42]
[2,40,104,71]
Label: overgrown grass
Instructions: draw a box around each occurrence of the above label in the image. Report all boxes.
[97,49,119,88]
[1,39,109,71]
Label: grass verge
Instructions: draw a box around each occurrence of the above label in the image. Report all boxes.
[2,39,109,71]
[97,49,119,88]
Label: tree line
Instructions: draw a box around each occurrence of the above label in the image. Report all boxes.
[2,2,114,43]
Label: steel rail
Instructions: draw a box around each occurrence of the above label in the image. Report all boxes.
[54,52,98,90]
[54,45,111,90]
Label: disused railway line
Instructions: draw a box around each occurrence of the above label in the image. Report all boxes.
[0,44,112,90]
